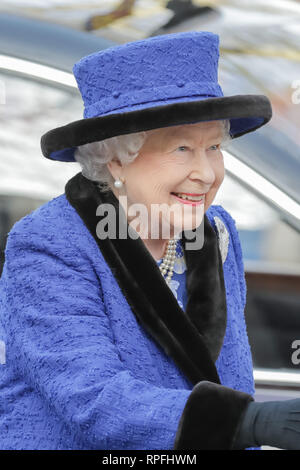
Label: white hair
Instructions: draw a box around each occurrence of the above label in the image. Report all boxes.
[74,119,232,193]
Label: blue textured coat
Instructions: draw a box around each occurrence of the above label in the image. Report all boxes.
[0,173,255,450]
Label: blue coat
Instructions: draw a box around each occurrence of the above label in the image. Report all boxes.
[0,172,255,450]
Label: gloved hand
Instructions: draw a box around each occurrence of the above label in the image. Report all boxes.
[232,398,300,450]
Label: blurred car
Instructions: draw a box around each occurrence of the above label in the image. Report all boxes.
[0,11,300,417]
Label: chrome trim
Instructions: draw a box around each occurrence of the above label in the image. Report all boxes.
[244,259,300,276]
[223,151,300,222]
[254,368,300,387]
[0,54,76,88]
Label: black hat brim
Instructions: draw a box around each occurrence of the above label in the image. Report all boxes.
[41,94,272,162]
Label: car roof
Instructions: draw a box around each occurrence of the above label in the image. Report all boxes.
[0,12,116,72]
[0,13,118,201]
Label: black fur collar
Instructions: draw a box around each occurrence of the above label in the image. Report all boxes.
[65,172,227,386]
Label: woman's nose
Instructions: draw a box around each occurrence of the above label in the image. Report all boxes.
[188,151,216,185]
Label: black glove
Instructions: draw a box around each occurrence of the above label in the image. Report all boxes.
[232,398,300,450]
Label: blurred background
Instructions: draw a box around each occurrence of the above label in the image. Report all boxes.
[0,0,300,412]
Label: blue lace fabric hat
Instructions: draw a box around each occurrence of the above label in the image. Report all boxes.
[41,30,272,162]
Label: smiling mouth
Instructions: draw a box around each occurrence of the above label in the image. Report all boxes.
[170,193,205,205]
[171,192,205,202]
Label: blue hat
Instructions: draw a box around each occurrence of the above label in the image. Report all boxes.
[41,30,272,162]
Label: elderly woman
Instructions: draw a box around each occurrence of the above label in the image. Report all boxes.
[1,31,300,451]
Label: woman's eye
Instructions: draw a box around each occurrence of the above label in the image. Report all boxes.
[209,144,220,151]
[175,144,220,153]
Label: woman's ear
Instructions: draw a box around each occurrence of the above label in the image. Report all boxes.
[106,158,122,180]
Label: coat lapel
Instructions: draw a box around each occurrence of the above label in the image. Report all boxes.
[65,172,227,386]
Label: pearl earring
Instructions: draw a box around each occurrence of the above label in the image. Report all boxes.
[114,178,124,188]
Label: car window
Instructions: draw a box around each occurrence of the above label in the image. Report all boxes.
[215,174,300,267]
[0,70,81,200]
[0,69,83,274]
[215,175,300,373]
[219,51,300,205]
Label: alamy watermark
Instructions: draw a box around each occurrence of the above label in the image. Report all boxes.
[95,196,205,250]
[0,340,5,365]
[291,80,300,104]
[291,340,300,365]
[0,79,5,105]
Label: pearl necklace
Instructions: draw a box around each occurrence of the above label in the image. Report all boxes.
[159,238,177,285]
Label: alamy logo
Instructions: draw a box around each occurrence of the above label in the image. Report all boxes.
[0,79,5,105]
[95,196,206,250]
[291,340,300,365]
[0,340,6,364]
[291,80,300,104]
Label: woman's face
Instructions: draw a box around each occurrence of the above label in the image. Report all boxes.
[107,120,225,239]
